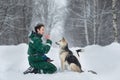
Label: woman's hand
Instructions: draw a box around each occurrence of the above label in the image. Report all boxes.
[45,34,50,40]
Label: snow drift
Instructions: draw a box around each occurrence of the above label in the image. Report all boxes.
[0,42,120,80]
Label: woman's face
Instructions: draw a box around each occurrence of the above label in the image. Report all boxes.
[37,26,45,35]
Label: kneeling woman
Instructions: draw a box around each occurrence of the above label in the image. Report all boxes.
[24,24,57,74]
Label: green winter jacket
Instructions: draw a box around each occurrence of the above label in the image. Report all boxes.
[27,31,57,74]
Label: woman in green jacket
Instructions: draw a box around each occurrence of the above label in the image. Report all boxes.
[24,24,57,74]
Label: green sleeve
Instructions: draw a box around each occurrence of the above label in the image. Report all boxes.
[32,37,52,54]
[46,39,52,45]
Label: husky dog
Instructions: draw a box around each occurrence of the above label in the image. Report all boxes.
[56,37,83,72]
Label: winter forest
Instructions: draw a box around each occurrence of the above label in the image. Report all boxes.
[0,0,120,47]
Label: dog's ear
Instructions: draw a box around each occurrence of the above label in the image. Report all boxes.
[62,37,65,41]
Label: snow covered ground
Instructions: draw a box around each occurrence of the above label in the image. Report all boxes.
[0,42,120,80]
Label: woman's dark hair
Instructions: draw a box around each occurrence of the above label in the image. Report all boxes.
[35,24,44,33]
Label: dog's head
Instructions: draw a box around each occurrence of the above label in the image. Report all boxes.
[56,37,68,48]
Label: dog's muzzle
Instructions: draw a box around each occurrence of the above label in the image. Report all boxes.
[55,42,59,45]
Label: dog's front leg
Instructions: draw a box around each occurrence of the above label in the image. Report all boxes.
[61,60,65,71]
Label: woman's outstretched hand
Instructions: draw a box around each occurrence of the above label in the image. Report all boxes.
[45,34,50,40]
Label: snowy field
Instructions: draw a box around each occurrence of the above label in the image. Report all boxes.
[0,42,120,80]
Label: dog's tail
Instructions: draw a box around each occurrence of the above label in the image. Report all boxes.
[80,70,97,75]
[88,70,97,75]
[76,49,84,57]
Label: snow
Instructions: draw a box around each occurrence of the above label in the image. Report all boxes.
[0,42,120,80]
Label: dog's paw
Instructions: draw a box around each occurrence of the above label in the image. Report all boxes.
[58,68,64,72]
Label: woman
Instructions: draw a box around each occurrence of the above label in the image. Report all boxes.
[24,24,57,74]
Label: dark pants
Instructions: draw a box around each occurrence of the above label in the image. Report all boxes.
[42,55,50,61]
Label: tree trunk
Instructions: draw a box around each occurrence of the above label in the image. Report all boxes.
[84,0,89,45]
[112,0,118,42]
[93,0,97,44]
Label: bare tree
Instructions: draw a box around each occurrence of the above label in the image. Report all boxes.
[93,0,98,44]
[92,0,114,45]
[46,0,66,34]
[84,0,89,45]
[30,0,66,34]
[112,0,118,42]
[0,0,33,45]
[65,0,120,47]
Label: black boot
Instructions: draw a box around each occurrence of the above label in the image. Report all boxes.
[23,67,39,74]
[32,68,38,74]
[23,67,34,74]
